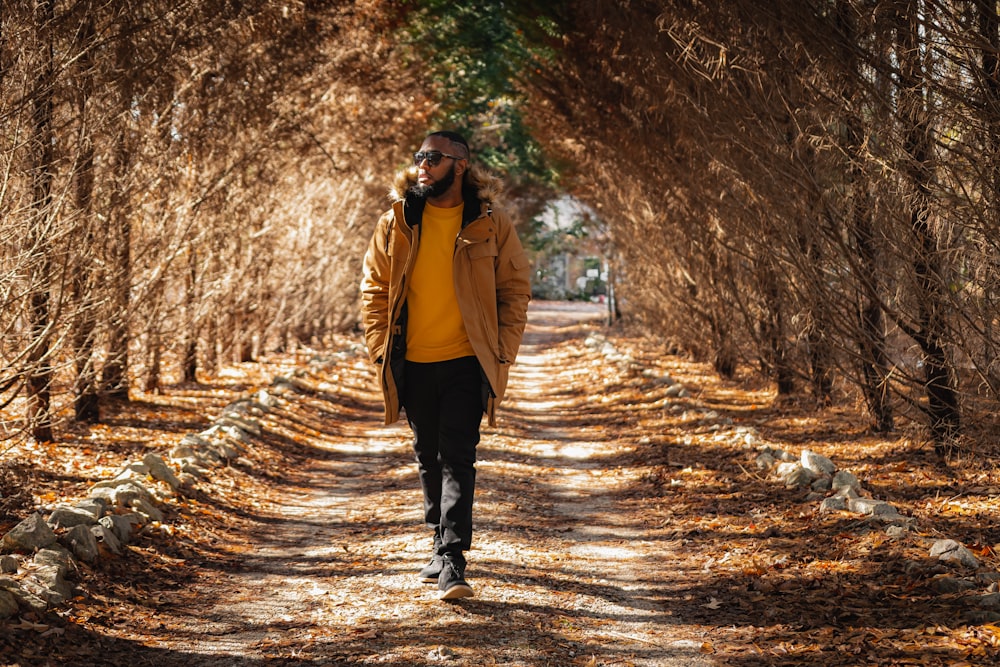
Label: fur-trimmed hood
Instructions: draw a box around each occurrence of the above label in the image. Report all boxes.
[388,165,504,204]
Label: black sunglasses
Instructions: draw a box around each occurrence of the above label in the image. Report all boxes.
[413,150,465,167]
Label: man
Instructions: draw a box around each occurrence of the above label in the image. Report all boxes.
[360,131,531,600]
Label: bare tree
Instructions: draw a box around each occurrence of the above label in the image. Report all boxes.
[100,12,135,401]
[24,0,57,442]
[70,7,100,421]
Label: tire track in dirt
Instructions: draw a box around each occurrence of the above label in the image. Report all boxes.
[97,301,714,666]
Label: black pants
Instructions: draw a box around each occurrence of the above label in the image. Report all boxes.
[402,356,484,555]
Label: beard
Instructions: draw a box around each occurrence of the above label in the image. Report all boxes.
[409,162,457,199]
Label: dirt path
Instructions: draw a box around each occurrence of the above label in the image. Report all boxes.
[44,301,708,666]
[12,301,1000,665]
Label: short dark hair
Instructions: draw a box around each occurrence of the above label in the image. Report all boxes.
[427,131,470,160]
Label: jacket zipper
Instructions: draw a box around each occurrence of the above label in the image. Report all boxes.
[383,224,418,395]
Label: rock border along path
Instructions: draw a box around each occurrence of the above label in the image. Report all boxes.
[0,383,294,621]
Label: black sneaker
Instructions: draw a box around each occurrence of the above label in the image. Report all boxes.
[419,530,445,583]
[418,554,443,583]
[438,554,474,600]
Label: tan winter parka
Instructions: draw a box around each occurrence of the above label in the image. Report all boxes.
[360,168,532,426]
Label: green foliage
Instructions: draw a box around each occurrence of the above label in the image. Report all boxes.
[402,0,562,188]
[526,207,591,255]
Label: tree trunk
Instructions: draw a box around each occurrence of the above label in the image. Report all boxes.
[895,0,959,449]
[235,309,255,363]
[853,197,895,432]
[26,0,56,442]
[835,0,894,432]
[182,247,199,383]
[980,0,1000,399]
[102,28,134,401]
[806,312,834,405]
[72,11,100,423]
[144,321,162,393]
[759,264,795,395]
[206,315,220,374]
[712,322,738,378]
[803,203,833,405]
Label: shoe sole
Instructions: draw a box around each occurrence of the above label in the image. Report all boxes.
[420,575,439,584]
[439,584,474,600]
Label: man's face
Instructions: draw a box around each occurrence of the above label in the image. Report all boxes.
[410,137,462,198]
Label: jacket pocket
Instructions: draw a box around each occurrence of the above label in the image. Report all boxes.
[467,240,498,260]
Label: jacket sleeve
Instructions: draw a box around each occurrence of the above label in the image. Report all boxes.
[492,209,532,364]
[360,212,393,364]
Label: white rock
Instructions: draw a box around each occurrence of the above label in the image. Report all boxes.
[930,539,980,569]
[832,471,861,494]
[74,498,107,520]
[47,505,98,530]
[811,477,833,493]
[22,564,72,605]
[99,514,142,544]
[63,524,100,563]
[2,577,47,613]
[256,389,280,409]
[427,646,457,661]
[217,414,261,437]
[142,453,182,489]
[270,377,299,394]
[664,384,688,398]
[33,546,73,576]
[755,452,776,471]
[734,428,760,447]
[885,525,909,539]
[835,486,860,500]
[774,461,800,478]
[129,496,164,523]
[1,513,57,553]
[89,479,155,504]
[776,463,816,488]
[801,450,837,476]
[820,496,848,513]
[180,433,212,448]
[90,524,122,555]
[848,498,900,518]
[110,481,154,506]
[169,443,200,461]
